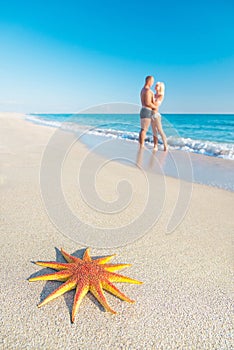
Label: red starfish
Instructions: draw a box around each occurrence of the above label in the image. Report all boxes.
[29,248,143,322]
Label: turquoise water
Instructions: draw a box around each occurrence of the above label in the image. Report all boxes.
[26,113,234,160]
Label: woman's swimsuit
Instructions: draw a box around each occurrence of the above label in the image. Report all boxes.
[152,96,162,119]
[152,112,161,119]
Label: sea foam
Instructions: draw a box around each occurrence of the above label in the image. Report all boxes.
[25,114,234,160]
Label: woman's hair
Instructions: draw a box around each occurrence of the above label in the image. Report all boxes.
[156,82,165,95]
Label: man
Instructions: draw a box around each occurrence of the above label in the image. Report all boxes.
[139,75,159,148]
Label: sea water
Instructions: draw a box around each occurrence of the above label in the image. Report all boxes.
[25,113,234,191]
[26,113,234,160]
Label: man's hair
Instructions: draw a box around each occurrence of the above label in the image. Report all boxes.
[145,75,153,83]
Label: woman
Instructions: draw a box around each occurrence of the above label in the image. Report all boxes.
[151,82,168,151]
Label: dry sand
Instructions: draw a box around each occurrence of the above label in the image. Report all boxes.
[0,113,233,349]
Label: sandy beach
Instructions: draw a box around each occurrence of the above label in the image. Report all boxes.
[0,112,233,349]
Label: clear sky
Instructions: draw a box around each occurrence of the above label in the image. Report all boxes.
[0,0,233,113]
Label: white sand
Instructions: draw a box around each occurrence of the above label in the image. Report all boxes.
[0,113,233,349]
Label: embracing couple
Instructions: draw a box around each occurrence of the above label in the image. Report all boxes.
[139,75,168,151]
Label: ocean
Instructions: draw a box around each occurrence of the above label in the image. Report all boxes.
[26,113,234,160]
[25,112,234,191]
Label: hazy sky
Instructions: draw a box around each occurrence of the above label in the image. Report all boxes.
[0,0,234,113]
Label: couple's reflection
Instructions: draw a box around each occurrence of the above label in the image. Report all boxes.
[136,146,168,172]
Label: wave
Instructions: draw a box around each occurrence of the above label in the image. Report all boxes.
[25,114,234,160]
[26,115,63,128]
[166,136,234,160]
[87,128,234,160]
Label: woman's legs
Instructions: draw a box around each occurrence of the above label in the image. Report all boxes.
[151,118,159,150]
[154,116,168,151]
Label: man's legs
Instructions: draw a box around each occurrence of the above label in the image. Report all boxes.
[139,118,151,148]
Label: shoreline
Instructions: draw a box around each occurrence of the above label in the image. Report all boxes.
[78,132,234,192]
[1,112,233,349]
[24,112,234,162]
[25,113,234,192]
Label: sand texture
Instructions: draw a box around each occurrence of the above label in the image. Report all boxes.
[0,113,233,350]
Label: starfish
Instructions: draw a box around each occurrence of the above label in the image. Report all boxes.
[29,248,143,322]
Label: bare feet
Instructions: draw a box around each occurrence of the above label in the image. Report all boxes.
[153,145,158,152]
[164,145,168,151]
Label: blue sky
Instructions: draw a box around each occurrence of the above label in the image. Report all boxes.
[0,0,233,113]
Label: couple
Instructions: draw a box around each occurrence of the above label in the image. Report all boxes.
[139,75,168,151]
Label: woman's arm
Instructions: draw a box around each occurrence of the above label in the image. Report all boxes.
[144,90,158,109]
[154,93,164,105]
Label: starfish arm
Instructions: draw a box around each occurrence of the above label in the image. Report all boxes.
[61,248,82,263]
[103,263,132,272]
[94,255,117,264]
[107,271,143,284]
[34,261,71,270]
[38,278,77,308]
[71,283,89,323]
[90,282,117,314]
[83,248,92,262]
[102,279,135,303]
[29,248,142,320]
[29,269,73,282]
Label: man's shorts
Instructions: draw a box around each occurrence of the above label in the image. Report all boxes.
[140,107,153,131]
[140,107,153,119]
